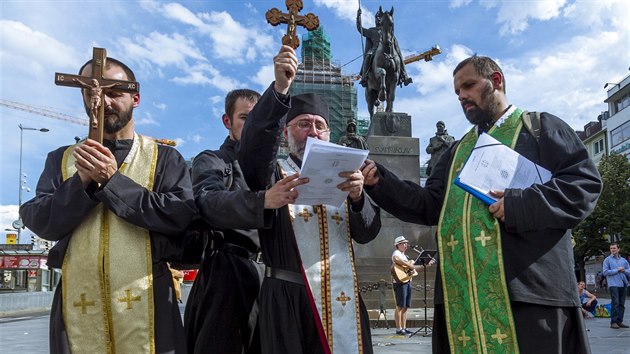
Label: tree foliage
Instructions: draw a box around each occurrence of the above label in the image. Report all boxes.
[574,153,630,274]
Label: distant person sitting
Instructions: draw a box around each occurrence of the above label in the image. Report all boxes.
[577,281,597,318]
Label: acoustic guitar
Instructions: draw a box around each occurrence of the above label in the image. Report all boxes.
[391,263,418,283]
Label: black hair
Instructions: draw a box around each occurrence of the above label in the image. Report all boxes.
[224,89,261,121]
[453,55,506,93]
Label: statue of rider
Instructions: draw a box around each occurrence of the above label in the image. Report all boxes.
[356,6,412,88]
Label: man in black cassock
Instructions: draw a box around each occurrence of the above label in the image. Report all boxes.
[185,88,296,353]
[20,57,195,353]
[237,45,381,354]
[361,55,601,354]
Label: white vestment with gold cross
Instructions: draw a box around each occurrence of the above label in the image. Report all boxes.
[278,158,364,353]
[61,134,157,354]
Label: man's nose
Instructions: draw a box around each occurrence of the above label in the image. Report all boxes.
[307,123,319,136]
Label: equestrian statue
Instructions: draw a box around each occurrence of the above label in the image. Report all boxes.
[357,6,412,118]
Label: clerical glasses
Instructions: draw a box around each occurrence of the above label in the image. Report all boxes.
[288,119,330,134]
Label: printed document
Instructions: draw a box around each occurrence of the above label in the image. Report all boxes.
[295,137,369,207]
[455,132,551,205]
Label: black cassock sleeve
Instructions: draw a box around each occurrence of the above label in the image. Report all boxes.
[366,144,452,226]
[20,145,196,240]
[20,146,99,241]
[192,149,265,230]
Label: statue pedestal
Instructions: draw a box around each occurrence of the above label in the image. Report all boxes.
[355,112,436,259]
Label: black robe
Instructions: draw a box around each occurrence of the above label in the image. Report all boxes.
[185,137,266,354]
[19,139,196,354]
[366,112,601,353]
[237,84,381,354]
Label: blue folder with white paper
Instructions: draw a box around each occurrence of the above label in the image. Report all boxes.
[454,132,552,205]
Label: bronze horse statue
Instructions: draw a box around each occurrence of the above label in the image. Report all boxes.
[365,8,399,118]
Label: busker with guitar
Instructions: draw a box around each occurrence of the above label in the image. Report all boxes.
[391,236,435,335]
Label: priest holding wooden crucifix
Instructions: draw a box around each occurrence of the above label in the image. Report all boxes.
[20,54,196,353]
[237,43,381,354]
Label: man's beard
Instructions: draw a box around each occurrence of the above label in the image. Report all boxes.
[461,82,499,126]
[287,132,306,160]
[84,104,133,134]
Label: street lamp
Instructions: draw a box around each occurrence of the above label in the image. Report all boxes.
[15,124,49,241]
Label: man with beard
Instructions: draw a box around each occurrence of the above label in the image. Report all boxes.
[20,57,196,354]
[184,88,298,353]
[237,45,382,354]
[361,55,601,353]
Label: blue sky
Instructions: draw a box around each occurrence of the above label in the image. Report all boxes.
[1,0,628,231]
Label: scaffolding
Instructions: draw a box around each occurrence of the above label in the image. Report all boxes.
[289,27,368,144]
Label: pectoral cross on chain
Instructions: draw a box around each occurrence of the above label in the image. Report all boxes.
[54,47,140,143]
[266,0,320,49]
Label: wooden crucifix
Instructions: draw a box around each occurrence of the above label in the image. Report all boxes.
[266,0,320,49]
[54,47,140,143]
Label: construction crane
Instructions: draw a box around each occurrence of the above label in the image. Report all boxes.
[403,45,442,65]
[0,99,177,146]
[343,45,442,83]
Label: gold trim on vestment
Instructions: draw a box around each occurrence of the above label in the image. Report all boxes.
[61,135,157,353]
[278,159,363,353]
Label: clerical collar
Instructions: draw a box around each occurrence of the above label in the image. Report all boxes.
[494,104,515,127]
[477,105,514,134]
[103,133,139,165]
[103,138,133,151]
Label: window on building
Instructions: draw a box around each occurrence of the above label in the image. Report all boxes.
[594,138,604,154]
[611,120,630,147]
[615,92,630,113]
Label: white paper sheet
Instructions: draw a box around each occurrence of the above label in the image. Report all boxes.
[455,133,552,205]
[294,137,369,207]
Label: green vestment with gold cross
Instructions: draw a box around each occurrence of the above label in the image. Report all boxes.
[437,108,526,353]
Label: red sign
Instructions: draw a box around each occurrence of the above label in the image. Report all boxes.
[28,270,38,277]
[18,256,41,269]
[3,256,19,269]
[183,269,198,282]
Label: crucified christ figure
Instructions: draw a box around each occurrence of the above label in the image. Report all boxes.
[72,78,121,128]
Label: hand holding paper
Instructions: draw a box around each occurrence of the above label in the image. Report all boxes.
[455,133,552,205]
[295,137,369,207]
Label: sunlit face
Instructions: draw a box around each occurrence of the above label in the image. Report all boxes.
[396,242,408,252]
[284,114,329,160]
[610,244,619,256]
[223,97,256,141]
[578,281,586,290]
[80,63,139,134]
[453,63,500,125]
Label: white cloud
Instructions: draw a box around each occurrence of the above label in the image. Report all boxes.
[209,96,223,105]
[162,2,210,30]
[314,0,369,24]
[0,205,19,231]
[480,0,567,35]
[172,62,241,91]
[153,102,167,111]
[134,112,159,126]
[190,134,202,143]
[449,0,473,9]
[0,20,79,77]
[120,31,207,68]
[173,138,186,147]
[251,64,275,91]
[146,3,274,64]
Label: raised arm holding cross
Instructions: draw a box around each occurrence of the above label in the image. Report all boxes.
[266,0,319,49]
[55,47,139,143]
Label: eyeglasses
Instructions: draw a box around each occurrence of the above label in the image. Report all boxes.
[288,119,330,134]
